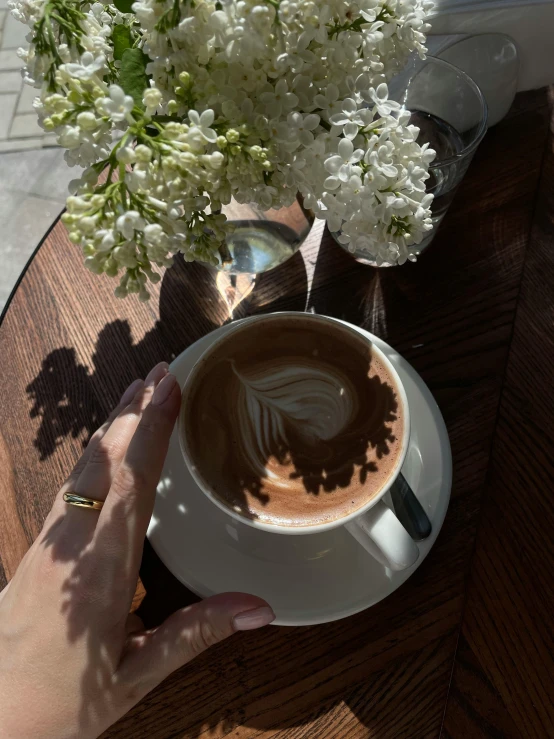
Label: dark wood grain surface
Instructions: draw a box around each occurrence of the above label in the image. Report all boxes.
[1,88,553,738]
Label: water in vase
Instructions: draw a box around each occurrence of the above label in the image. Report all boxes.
[410,110,466,248]
[218,200,314,275]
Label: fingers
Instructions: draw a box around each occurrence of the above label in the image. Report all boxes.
[94,371,181,576]
[125,612,145,634]
[118,594,275,695]
[72,363,169,504]
[47,376,145,536]
[58,377,144,501]
[50,364,168,543]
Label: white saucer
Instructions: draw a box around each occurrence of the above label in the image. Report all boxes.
[147,319,452,626]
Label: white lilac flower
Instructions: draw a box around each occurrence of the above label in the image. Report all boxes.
[7,0,43,25]
[188,109,217,143]
[96,85,135,122]
[132,0,157,28]
[313,84,343,119]
[287,112,320,147]
[361,83,402,117]
[228,64,267,93]
[95,230,117,252]
[64,52,105,80]
[329,99,373,139]
[11,0,436,292]
[324,138,365,187]
[260,79,299,118]
[116,210,146,239]
[57,125,82,149]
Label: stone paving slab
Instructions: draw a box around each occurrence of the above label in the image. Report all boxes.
[0,148,74,312]
[0,189,65,313]
[0,48,22,70]
[2,12,29,49]
[0,11,55,152]
[0,135,43,152]
[0,69,22,91]
[10,111,43,138]
[0,92,17,138]
[17,82,37,112]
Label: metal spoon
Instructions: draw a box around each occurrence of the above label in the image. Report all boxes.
[390,473,432,541]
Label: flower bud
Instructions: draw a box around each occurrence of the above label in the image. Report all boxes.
[143,87,162,110]
[79,216,98,234]
[84,256,104,274]
[76,111,98,131]
[225,128,240,143]
[105,258,119,277]
[178,71,191,88]
[90,194,106,208]
[116,146,136,164]
[134,144,152,162]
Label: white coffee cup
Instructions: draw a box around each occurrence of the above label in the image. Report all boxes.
[179,313,419,571]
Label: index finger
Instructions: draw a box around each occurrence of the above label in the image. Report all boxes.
[59,378,145,499]
[94,372,181,575]
[45,377,145,534]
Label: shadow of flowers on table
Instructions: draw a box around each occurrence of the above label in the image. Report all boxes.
[25,249,309,463]
[21,243,439,739]
[27,347,102,460]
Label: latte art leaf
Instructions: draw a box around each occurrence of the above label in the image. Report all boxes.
[186,316,404,525]
[232,360,356,477]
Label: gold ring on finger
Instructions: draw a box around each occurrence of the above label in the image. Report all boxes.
[63,492,104,511]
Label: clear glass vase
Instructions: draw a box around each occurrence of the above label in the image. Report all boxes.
[209,196,314,317]
[214,197,314,274]
[334,56,488,266]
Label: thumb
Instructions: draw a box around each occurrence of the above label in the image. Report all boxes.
[118,593,274,695]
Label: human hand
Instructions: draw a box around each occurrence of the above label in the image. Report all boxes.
[0,362,274,739]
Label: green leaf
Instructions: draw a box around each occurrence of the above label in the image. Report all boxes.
[119,48,149,110]
[112,25,133,61]
[113,0,135,13]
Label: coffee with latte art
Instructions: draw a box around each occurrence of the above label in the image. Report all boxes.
[182,315,403,527]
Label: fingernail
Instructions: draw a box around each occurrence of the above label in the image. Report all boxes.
[120,379,144,405]
[145,362,169,387]
[151,373,177,406]
[233,606,275,631]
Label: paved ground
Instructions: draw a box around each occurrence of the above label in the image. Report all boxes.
[0,7,73,313]
[0,148,73,313]
[0,1,57,152]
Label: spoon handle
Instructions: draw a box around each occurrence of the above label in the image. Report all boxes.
[390,473,432,541]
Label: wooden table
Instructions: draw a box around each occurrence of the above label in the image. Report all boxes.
[1,88,554,739]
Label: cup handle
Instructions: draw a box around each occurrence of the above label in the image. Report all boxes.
[344,500,420,571]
